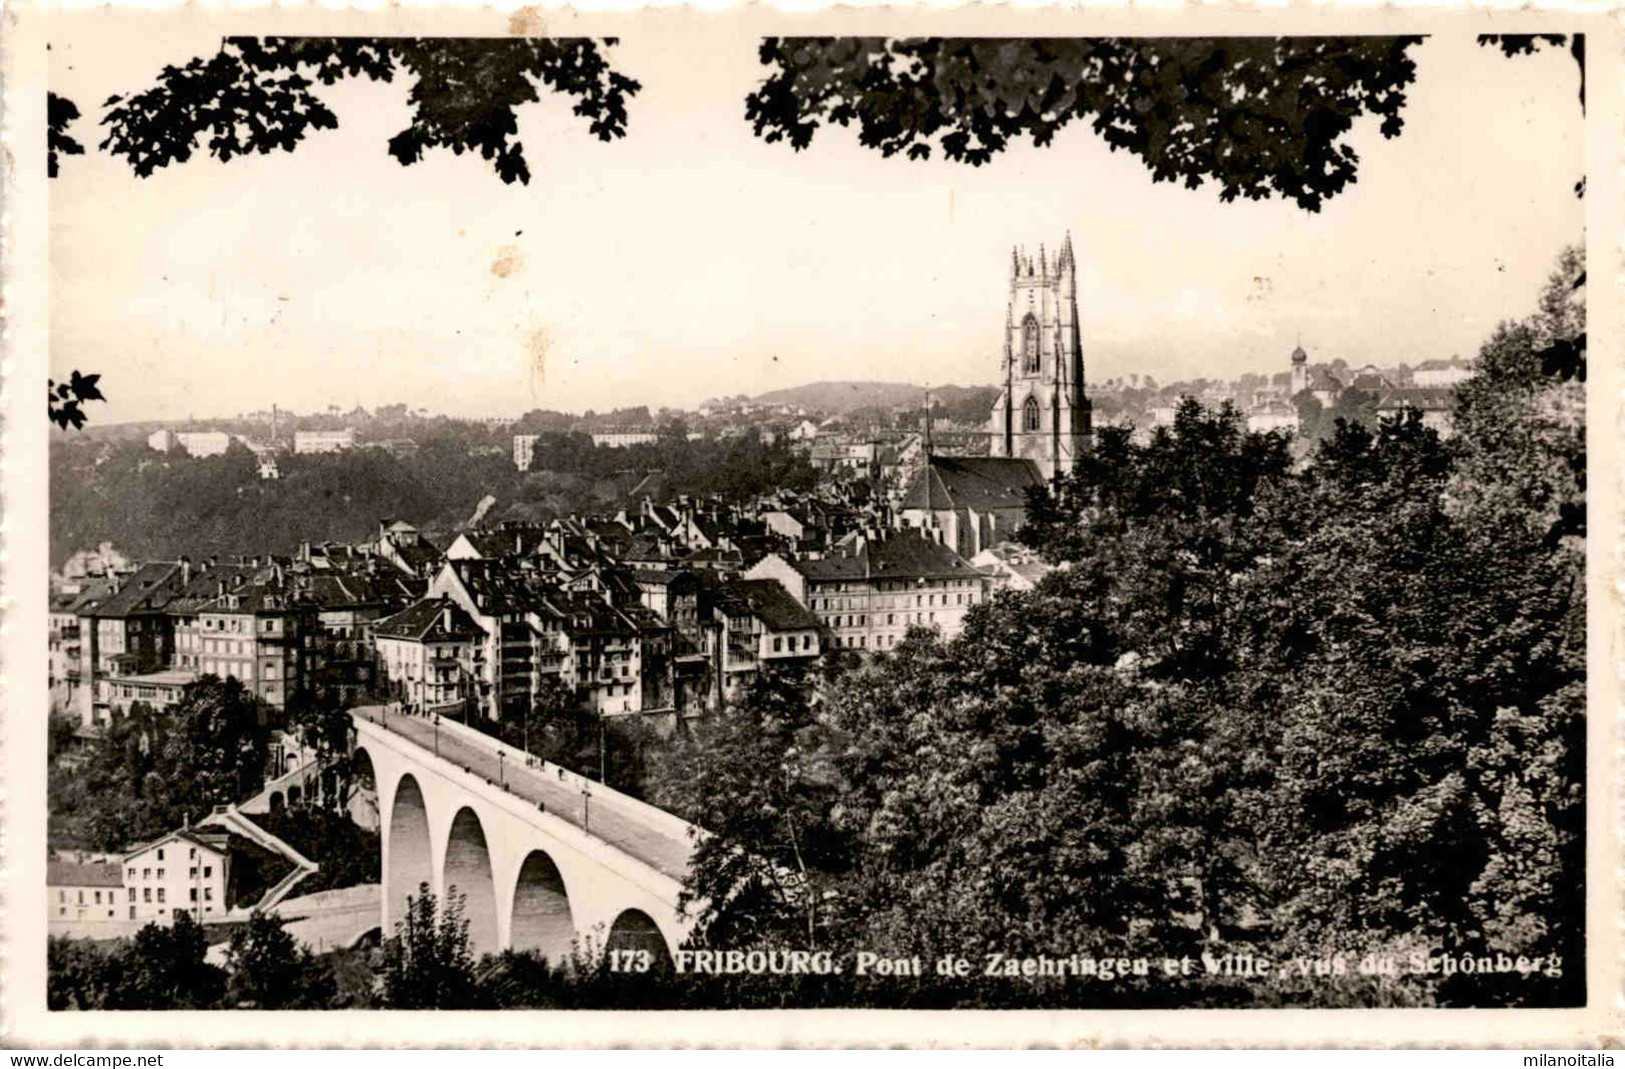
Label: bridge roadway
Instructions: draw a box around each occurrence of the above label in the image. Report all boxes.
[351,706,693,883]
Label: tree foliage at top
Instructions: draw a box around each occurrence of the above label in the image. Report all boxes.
[48,90,85,178]
[95,37,640,185]
[49,370,104,431]
[747,38,1422,211]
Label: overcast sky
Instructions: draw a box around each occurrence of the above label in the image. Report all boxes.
[49,22,1584,423]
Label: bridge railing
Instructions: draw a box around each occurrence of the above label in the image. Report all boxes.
[354,706,701,847]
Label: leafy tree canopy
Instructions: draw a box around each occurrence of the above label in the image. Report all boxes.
[97,37,640,184]
[747,37,1422,211]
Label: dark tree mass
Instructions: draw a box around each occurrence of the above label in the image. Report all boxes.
[97,37,640,184]
[747,38,1423,211]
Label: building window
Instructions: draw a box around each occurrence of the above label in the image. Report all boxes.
[204,866,212,878]
[157,848,164,861]
[190,867,198,878]
[204,887,213,901]
[127,867,135,880]
[190,888,198,902]
[773,637,783,652]
[1022,315,1040,373]
[157,888,165,903]
[1023,396,1041,432]
[129,888,135,902]
[143,888,151,903]
[157,869,165,879]
[58,890,65,903]
[94,891,101,904]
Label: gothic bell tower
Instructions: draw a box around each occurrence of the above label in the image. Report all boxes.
[986,234,1092,481]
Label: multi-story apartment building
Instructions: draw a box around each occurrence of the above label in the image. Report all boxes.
[704,579,823,702]
[169,558,315,708]
[76,562,188,729]
[374,596,483,712]
[746,531,990,650]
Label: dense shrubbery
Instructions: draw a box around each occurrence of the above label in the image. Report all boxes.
[49,910,377,1010]
[51,422,816,565]
[245,806,381,895]
[49,678,272,852]
[633,247,1586,1009]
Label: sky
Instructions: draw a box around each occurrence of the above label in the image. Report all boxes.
[49,20,1585,423]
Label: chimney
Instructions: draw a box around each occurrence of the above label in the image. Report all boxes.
[299,541,311,562]
[442,605,454,632]
[216,579,225,598]
[180,557,192,585]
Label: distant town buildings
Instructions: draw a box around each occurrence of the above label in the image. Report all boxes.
[1412,357,1476,388]
[591,429,659,449]
[293,428,355,454]
[513,434,540,472]
[148,430,231,458]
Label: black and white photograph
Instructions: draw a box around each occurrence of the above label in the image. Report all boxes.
[7,4,1617,1046]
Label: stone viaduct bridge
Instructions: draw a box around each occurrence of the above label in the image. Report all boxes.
[347,707,700,963]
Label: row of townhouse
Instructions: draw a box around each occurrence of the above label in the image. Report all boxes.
[63,533,430,731]
[372,545,825,722]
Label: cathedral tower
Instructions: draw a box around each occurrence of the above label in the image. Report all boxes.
[986,234,1092,481]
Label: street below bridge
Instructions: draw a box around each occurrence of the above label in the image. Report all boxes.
[353,706,694,883]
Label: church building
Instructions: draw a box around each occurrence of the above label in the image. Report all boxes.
[899,236,1092,555]
[985,234,1093,481]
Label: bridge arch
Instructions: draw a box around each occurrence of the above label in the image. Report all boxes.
[444,806,500,958]
[349,746,379,830]
[606,907,676,968]
[387,773,434,937]
[509,849,576,964]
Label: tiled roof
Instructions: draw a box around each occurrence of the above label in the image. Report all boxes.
[80,562,185,617]
[391,541,443,572]
[47,860,123,888]
[375,596,483,642]
[900,456,1044,512]
[1377,387,1457,412]
[733,579,821,631]
[798,532,981,583]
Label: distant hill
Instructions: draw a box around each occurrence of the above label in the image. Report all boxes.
[753,381,998,416]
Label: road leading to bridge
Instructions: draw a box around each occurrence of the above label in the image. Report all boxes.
[353,707,695,883]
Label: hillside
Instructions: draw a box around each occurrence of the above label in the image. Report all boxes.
[753,381,998,416]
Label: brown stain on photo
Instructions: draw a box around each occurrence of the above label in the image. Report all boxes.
[492,245,523,279]
[508,7,546,36]
[527,326,549,399]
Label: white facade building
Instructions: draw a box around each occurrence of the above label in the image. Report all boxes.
[293,429,356,454]
[122,830,231,923]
